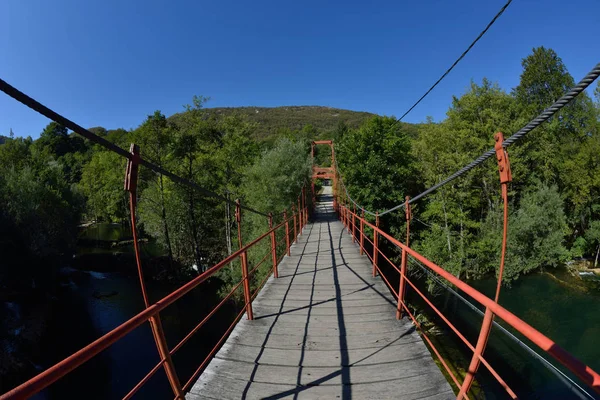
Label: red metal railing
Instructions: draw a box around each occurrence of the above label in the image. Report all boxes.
[336,157,600,400]
[338,203,600,398]
[0,161,312,399]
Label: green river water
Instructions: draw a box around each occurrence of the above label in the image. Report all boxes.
[414,266,600,399]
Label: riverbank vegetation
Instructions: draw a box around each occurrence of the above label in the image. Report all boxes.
[0,102,320,295]
[337,47,600,284]
[2,46,599,294]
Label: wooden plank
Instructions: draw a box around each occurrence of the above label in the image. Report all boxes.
[188,376,453,400]
[225,329,421,351]
[252,303,395,316]
[195,356,448,387]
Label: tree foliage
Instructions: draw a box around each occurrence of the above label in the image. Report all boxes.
[337,47,600,285]
[2,46,600,293]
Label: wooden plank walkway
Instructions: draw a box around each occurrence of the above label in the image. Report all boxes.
[188,187,454,399]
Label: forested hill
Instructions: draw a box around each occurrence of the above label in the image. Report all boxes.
[168,105,420,142]
[170,106,376,138]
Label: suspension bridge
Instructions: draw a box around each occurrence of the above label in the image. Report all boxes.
[1,58,600,399]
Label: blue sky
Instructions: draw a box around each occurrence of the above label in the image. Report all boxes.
[1,0,599,138]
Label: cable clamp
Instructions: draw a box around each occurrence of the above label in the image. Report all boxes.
[494,132,512,184]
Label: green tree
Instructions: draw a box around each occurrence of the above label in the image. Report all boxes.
[79,151,128,222]
[133,111,175,266]
[0,136,32,169]
[223,138,310,291]
[585,220,600,268]
[336,116,418,236]
[0,164,80,287]
[412,80,519,279]
[504,185,569,282]
[214,115,259,255]
[512,47,596,186]
[243,138,311,222]
[34,122,71,158]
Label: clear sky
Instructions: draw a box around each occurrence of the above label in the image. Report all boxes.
[1,0,599,138]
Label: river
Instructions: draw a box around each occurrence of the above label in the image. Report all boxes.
[411,265,600,399]
[24,223,239,399]
[11,222,600,398]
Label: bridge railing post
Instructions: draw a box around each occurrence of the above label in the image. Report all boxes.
[284,210,290,256]
[372,212,379,277]
[235,199,253,320]
[298,198,302,235]
[458,132,512,398]
[345,202,349,230]
[352,205,357,243]
[269,213,278,278]
[303,186,308,225]
[345,197,351,234]
[359,209,364,255]
[397,196,411,320]
[292,205,298,243]
[301,188,305,228]
[125,144,184,400]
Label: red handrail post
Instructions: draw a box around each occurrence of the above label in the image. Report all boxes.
[125,144,184,399]
[303,186,308,225]
[359,208,365,255]
[333,174,337,212]
[301,190,304,229]
[235,199,253,320]
[458,132,512,398]
[298,198,302,235]
[292,205,298,243]
[346,197,351,234]
[269,213,278,278]
[341,198,346,227]
[284,210,290,256]
[352,204,357,243]
[372,212,379,277]
[397,196,411,320]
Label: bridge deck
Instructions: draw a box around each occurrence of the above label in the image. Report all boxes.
[188,189,454,399]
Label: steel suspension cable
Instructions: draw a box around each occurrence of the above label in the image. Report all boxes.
[397,0,513,122]
[337,62,600,217]
[0,78,270,217]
